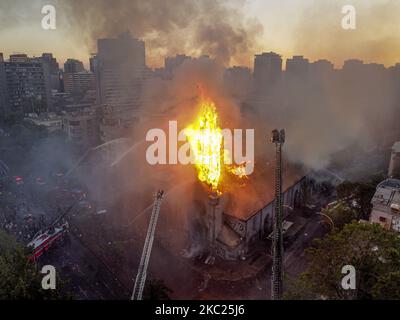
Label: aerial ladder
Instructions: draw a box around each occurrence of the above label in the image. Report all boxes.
[131,190,165,300]
[271,129,285,300]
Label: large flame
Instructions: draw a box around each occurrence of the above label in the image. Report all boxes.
[228,162,250,179]
[185,98,249,192]
[185,99,223,191]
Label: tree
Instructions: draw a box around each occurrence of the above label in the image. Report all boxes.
[143,279,173,300]
[336,176,382,220]
[284,222,400,300]
[322,202,358,230]
[0,230,65,300]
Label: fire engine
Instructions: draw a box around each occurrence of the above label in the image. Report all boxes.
[27,198,80,262]
[27,223,69,262]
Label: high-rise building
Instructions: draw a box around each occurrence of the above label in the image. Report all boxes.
[96,31,145,107]
[41,53,59,73]
[285,56,311,108]
[41,53,61,92]
[4,54,52,116]
[309,59,334,78]
[89,54,98,73]
[164,54,191,79]
[224,66,252,100]
[253,52,282,96]
[342,59,364,73]
[64,59,85,74]
[95,32,146,142]
[286,56,309,78]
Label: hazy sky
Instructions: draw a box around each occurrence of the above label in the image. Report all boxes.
[0,0,399,68]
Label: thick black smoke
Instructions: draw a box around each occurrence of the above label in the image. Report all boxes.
[60,0,263,67]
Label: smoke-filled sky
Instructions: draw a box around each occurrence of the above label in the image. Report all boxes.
[0,0,399,68]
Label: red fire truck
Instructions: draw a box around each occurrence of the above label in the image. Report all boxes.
[27,223,69,262]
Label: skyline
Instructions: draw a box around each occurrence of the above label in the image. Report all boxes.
[0,41,398,73]
[2,1,400,304]
[0,0,400,69]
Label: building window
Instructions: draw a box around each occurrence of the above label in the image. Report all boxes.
[379,217,387,223]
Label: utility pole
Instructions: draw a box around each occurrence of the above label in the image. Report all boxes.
[271,129,285,300]
[131,190,165,300]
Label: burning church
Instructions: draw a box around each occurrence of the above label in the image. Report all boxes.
[72,92,320,265]
[180,97,316,261]
[184,170,314,261]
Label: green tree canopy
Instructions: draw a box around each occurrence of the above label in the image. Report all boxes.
[322,201,358,230]
[336,175,384,220]
[285,222,400,300]
[0,230,64,300]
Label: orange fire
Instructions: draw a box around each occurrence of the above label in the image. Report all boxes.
[228,162,250,179]
[185,99,222,191]
[185,98,248,193]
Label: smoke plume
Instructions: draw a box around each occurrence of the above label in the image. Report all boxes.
[58,0,263,67]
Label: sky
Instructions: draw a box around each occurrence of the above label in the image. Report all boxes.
[0,0,399,69]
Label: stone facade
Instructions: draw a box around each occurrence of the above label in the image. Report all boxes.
[215,176,315,260]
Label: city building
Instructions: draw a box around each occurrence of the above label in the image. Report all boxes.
[370,179,400,232]
[224,66,252,100]
[40,53,62,92]
[96,31,145,108]
[99,105,139,142]
[342,59,365,75]
[389,142,400,178]
[0,53,8,117]
[309,59,334,78]
[95,32,147,142]
[63,71,95,96]
[3,54,52,116]
[62,110,99,146]
[164,54,191,79]
[89,54,98,73]
[64,59,85,74]
[253,52,282,96]
[24,113,62,133]
[286,55,310,78]
[284,56,312,111]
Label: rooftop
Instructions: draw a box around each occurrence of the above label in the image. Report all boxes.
[372,179,400,214]
[224,164,306,221]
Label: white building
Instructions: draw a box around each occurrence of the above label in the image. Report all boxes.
[24,113,62,132]
[62,111,98,146]
[370,179,400,232]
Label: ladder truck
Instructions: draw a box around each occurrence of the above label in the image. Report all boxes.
[271,129,285,300]
[131,190,165,300]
